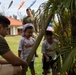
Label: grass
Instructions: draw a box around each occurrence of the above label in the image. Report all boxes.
[4,35,51,75]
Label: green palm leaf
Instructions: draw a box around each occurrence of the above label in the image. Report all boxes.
[60,48,76,75]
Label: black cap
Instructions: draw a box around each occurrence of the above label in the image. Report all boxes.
[0,16,10,26]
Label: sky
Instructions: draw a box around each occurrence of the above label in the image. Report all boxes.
[0,0,47,18]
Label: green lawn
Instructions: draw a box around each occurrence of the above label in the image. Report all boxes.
[5,35,51,75]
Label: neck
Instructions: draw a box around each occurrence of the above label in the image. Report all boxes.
[48,40,53,45]
[24,36,30,40]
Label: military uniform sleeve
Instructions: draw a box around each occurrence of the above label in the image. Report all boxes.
[0,36,10,55]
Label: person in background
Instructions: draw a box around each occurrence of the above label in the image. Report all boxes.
[18,23,36,75]
[22,8,39,33]
[22,8,39,57]
[41,28,59,75]
[0,15,27,75]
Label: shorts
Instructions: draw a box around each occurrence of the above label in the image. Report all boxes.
[0,64,13,75]
[43,56,57,70]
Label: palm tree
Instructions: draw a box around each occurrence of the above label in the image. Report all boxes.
[42,0,76,75]
[25,0,76,75]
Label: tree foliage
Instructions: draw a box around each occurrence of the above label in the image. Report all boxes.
[34,0,76,75]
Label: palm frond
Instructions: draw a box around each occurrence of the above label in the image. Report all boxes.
[60,48,76,75]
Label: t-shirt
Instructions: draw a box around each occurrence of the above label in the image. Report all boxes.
[0,35,10,55]
[22,16,34,24]
[23,16,38,33]
[42,39,59,60]
[18,37,35,61]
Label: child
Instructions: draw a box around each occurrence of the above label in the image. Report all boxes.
[22,8,39,57]
[42,30,59,75]
[18,23,35,75]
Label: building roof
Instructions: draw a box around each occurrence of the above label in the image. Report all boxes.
[6,16,22,26]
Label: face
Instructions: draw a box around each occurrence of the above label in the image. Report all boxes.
[24,28,34,38]
[26,9,32,16]
[46,35,54,43]
[0,24,8,37]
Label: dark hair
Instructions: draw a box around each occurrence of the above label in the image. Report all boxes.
[45,31,53,36]
[0,16,10,27]
[24,26,33,32]
[26,8,31,11]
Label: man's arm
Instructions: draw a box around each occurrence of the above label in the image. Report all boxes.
[0,59,9,64]
[34,17,39,33]
[27,9,35,21]
[2,50,27,67]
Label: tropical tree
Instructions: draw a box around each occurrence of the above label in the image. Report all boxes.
[26,0,76,75]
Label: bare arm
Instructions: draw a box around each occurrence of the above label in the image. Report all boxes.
[29,12,35,21]
[34,18,39,33]
[2,50,27,67]
[43,53,48,58]
[27,9,35,21]
[0,59,9,64]
[43,53,49,62]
